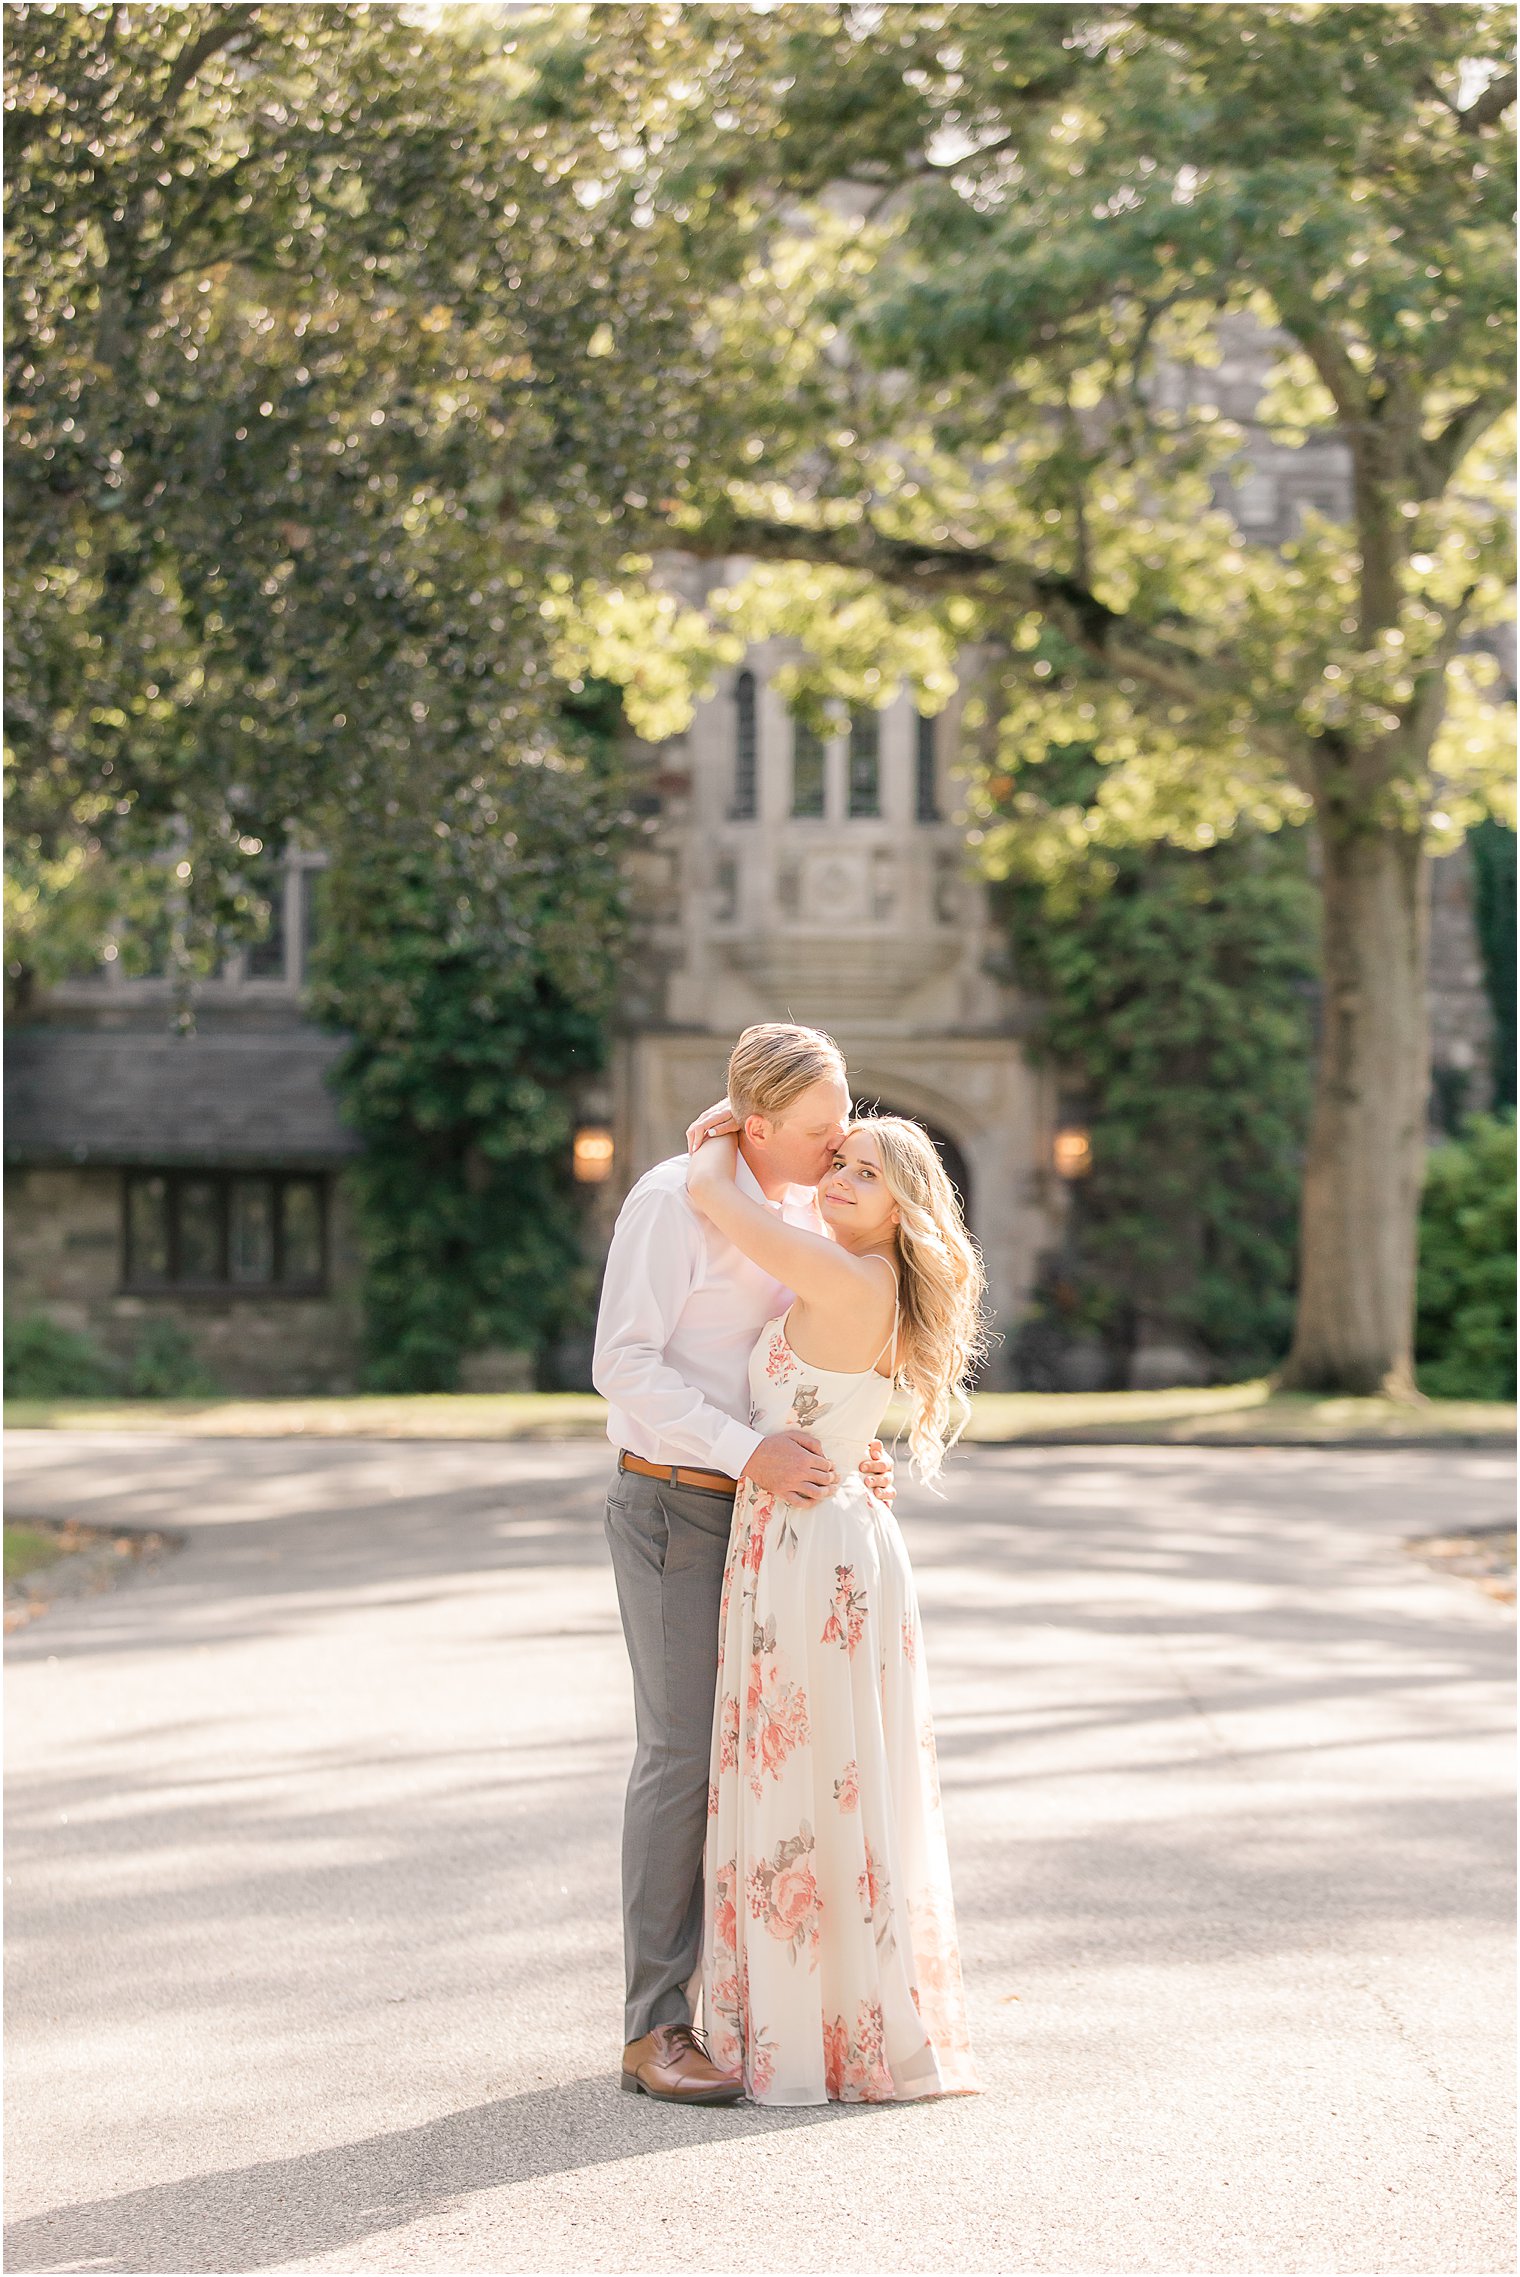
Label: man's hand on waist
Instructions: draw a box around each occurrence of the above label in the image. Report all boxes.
[741,1431,836,1505]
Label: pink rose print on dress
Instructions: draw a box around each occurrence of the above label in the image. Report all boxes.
[760,1716,795,1777]
[738,1955,778,2095]
[707,1971,741,2074]
[772,1860,817,1932]
[858,1840,884,1916]
[822,2014,848,2096]
[833,1759,859,1812]
[744,1616,810,1796]
[718,1692,740,1774]
[707,1779,720,1820]
[763,1327,794,1383]
[901,1615,918,1667]
[746,1823,823,1965]
[823,1999,894,2102]
[857,1838,895,1951]
[712,1857,738,1954]
[909,1892,974,2064]
[741,1492,776,1579]
[821,1564,869,1657]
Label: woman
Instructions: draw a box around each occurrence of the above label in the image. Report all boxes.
[686,1113,985,2105]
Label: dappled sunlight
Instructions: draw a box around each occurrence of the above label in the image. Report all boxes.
[5,1437,1512,2272]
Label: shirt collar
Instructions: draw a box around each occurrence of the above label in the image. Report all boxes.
[736,1150,799,1215]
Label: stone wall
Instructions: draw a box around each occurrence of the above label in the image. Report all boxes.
[5,1166,365,1396]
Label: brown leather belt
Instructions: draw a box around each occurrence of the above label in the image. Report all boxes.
[618,1450,738,1497]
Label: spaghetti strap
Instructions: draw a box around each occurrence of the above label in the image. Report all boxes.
[862,1254,900,1378]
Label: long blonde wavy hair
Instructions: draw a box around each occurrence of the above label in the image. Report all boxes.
[852,1116,989,1487]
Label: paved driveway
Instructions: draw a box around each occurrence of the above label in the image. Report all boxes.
[4,1435,1513,2275]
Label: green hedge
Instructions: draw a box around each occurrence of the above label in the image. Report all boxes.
[4,1316,119,1399]
[1470,821,1517,1112]
[1415,1115,1517,1400]
[3,1314,219,1400]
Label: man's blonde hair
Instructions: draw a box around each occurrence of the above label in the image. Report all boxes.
[726,1022,847,1125]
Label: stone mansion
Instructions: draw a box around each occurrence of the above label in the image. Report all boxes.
[5,320,1502,1395]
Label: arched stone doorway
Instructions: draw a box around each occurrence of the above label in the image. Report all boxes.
[848,1096,974,1229]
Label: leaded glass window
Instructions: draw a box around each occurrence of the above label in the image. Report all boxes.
[916,713,940,822]
[732,671,757,820]
[125,1175,170,1286]
[848,710,880,817]
[122,1172,328,1292]
[792,717,826,817]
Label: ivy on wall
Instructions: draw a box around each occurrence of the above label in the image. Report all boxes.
[998,819,1319,1384]
[306,688,626,1392]
[1470,820,1517,1113]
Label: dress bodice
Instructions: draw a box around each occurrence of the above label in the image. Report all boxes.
[747,1311,895,1471]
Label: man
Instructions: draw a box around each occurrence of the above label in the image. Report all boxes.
[593,1021,894,2104]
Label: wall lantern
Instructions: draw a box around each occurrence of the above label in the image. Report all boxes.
[1052,1127,1093,1180]
[573,1127,616,1184]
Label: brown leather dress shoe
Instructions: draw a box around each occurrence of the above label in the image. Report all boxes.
[620,2024,744,2104]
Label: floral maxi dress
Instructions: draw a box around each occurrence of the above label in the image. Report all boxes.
[702,1309,977,2104]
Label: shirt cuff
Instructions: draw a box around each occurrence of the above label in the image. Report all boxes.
[711,1416,764,1483]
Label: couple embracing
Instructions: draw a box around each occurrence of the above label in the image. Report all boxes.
[593,1022,984,2109]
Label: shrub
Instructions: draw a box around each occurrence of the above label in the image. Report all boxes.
[1415,1115,1517,1400]
[4,1314,121,1398]
[125,1319,221,1399]
[4,1313,222,1400]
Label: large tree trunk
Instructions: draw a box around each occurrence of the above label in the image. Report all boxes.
[1281,816,1430,1397]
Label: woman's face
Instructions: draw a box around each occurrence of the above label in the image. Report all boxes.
[819,1129,899,1246]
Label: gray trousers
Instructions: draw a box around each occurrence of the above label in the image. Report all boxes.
[604,1464,734,2044]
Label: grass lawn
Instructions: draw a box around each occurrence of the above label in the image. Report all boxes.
[4,1380,1513,1445]
[4,1523,70,1584]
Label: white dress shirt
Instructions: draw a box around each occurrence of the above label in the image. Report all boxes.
[592,1151,822,1479]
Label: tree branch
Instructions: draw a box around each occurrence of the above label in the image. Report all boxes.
[1273,299,1370,424]
[1398,582,1481,764]
[1458,67,1517,132]
[667,507,1315,779]
[1423,382,1514,493]
[160,6,262,112]
[135,154,259,290]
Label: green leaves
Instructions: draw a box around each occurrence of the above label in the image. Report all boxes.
[4,2,741,971]
[542,3,1516,855]
[305,689,627,1389]
[1416,1115,1517,1398]
[6,6,733,1374]
[1001,821,1319,1370]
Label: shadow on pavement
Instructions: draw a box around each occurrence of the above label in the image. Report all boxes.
[5,2074,845,2274]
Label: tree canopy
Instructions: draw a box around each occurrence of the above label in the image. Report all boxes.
[3,1,740,990]
[540,2,1514,841]
[6,3,1515,1394]
[3,1,747,1382]
[521,1,1515,1392]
